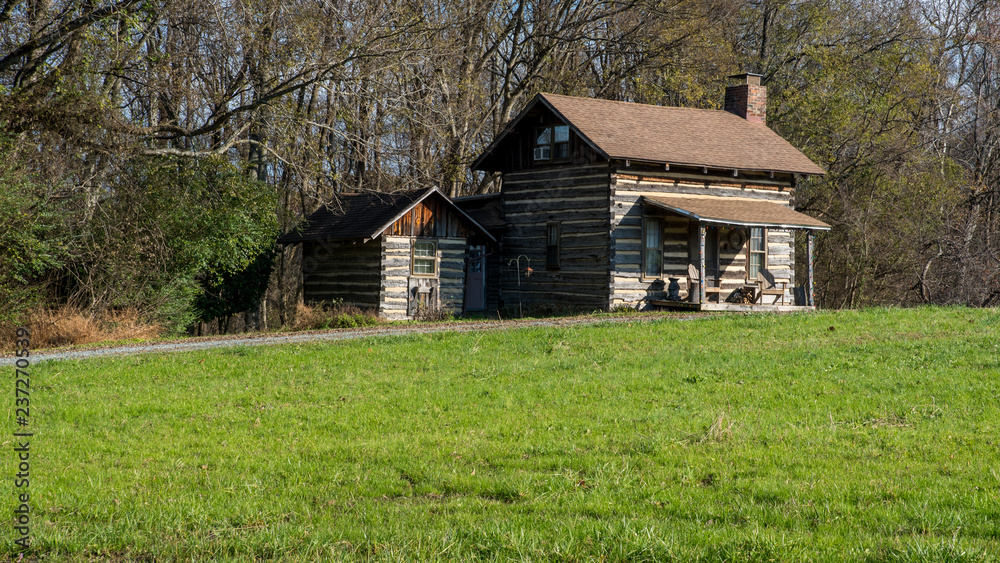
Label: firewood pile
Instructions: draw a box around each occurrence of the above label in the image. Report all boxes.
[727,287,755,304]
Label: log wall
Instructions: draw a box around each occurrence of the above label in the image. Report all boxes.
[499,163,611,311]
[438,237,469,316]
[379,236,412,320]
[378,236,469,320]
[302,240,382,308]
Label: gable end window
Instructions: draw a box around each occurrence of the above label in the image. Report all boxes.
[546,222,561,269]
[534,125,570,161]
[642,217,663,278]
[412,240,437,276]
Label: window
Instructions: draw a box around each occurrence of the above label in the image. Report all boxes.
[546,222,561,269]
[412,240,436,275]
[748,227,766,279]
[642,218,662,278]
[534,125,570,161]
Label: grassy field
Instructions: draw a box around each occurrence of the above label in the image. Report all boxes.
[4,307,999,561]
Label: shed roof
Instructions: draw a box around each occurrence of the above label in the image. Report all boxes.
[473,93,825,175]
[277,187,495,244]
[643,194,831,230]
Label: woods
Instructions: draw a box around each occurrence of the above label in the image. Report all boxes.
[1,0,998,332]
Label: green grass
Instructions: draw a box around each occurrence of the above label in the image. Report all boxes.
[4,307,1000,561]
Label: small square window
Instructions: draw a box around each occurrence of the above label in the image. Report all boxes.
[534,125,570,161]
[554,125,569,144]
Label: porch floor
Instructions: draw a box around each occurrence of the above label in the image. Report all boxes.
[648,300,815,313]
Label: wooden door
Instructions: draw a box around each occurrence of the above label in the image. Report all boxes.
[465,245,486,311]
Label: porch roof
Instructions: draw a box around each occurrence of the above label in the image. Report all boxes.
[643,194,831,231]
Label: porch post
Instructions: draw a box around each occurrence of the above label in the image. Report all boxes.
[806,231,815,307]
[699,223,706,304]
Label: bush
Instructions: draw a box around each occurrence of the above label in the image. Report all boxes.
[0,140,68,326]
[68,155,279,334]
[293,301,381,330]
[414,307,455,322]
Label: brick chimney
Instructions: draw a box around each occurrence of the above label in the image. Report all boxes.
[725,73,766,124]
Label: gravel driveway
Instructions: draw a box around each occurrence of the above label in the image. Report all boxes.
[1,313,698,365]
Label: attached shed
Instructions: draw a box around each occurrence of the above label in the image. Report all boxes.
[278,187,496,320]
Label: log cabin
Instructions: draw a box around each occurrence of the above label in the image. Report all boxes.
[278,187,496,320]
[281,74,830,318]
[471,73,831,312]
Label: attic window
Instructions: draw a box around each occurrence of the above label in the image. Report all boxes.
[534,125,569,161]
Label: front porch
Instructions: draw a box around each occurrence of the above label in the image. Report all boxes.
[648,299,816,312]
[640,194,830,311]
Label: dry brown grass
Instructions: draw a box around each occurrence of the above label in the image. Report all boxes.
[0,307,164,349]
[293,303,328,331]
[700,411,735,443]
[293,301,381,331]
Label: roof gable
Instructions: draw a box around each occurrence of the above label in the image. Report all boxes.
[278,187,496,244]
[474,93,825,176]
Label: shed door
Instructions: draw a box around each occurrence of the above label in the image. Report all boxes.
[465,245,486,311]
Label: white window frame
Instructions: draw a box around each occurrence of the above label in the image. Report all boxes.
[748,227,766,280]
[411,240,437,277]
[642,217,663,280]
[534,125,570,161]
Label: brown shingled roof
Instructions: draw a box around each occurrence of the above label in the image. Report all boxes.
[474,93,825,175]
[643,194,830,230]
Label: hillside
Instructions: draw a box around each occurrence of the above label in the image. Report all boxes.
[5,307,999,561]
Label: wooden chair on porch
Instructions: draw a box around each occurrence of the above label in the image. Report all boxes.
[755,269,786,305]
[687,264,722,302]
